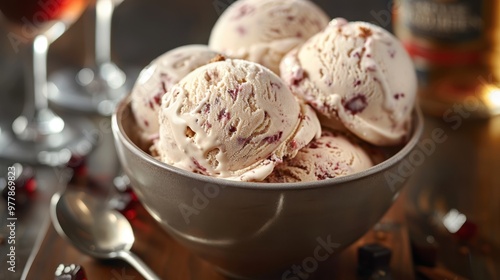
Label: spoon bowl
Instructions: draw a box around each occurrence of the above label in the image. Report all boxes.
[50,189,160,280]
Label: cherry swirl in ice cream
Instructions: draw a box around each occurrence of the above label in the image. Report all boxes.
[264,130,374,183]
[155,58,321,181]
[131,45,220,142]
[280,18,417,146]
[209,0,330,74]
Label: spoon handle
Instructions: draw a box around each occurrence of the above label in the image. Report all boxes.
[118,250,161,280]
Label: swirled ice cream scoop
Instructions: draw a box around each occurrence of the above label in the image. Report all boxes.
[280,19,417,146]
[130,45,219,141]
[156,58,321,181]
[209,0,329,74]
[264,130,373,183]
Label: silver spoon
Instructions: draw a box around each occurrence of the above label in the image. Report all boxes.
[50,189,161,280]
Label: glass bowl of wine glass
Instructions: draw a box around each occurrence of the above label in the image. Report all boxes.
[0,0,97,166]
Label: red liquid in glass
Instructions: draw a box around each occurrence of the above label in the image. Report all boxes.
[0,0,87,25]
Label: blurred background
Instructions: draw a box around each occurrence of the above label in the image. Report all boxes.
[0,0,390,77]
[0,0,390,113]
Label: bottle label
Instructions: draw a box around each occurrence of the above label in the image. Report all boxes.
[400,0,483,42]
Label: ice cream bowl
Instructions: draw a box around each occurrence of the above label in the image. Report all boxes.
[112,96,424,279]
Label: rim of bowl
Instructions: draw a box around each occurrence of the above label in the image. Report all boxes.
[112,96,424,191]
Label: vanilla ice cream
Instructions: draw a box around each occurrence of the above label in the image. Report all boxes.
[280,18,417,146]
[131,45,219,141]
[264,130,373,183]
[209,0,330,74]
[155,58,321,181]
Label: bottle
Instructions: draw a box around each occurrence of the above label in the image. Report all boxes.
[393,1,500,277]
[393,0,500,117]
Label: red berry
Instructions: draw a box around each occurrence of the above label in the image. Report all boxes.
[67,154,88,180]
[118,192,138,220]
[24,178,37,194]
[112,175,139,220]
[128,189,138,202]
[123,208,137,220]
[454,220,478,241]
[1,164,37,205]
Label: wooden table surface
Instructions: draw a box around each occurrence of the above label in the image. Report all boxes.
[24,188,415,280]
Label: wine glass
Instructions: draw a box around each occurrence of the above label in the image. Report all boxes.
[47,0,129,116]
[0,0,97,166]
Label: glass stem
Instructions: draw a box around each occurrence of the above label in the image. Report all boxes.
[21,37,38,119]
[13,34,64,141]
[33,35,49,111]
[93,0,126,92]
[95,0,114,67]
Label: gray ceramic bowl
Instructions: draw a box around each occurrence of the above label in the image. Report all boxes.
[112,96,424,279]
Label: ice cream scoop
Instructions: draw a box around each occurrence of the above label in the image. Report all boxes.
[130,45,219,141]
[155,58,321,181]
[280,18,417,146]
[209,0,330,74]
[264,130,373,183]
